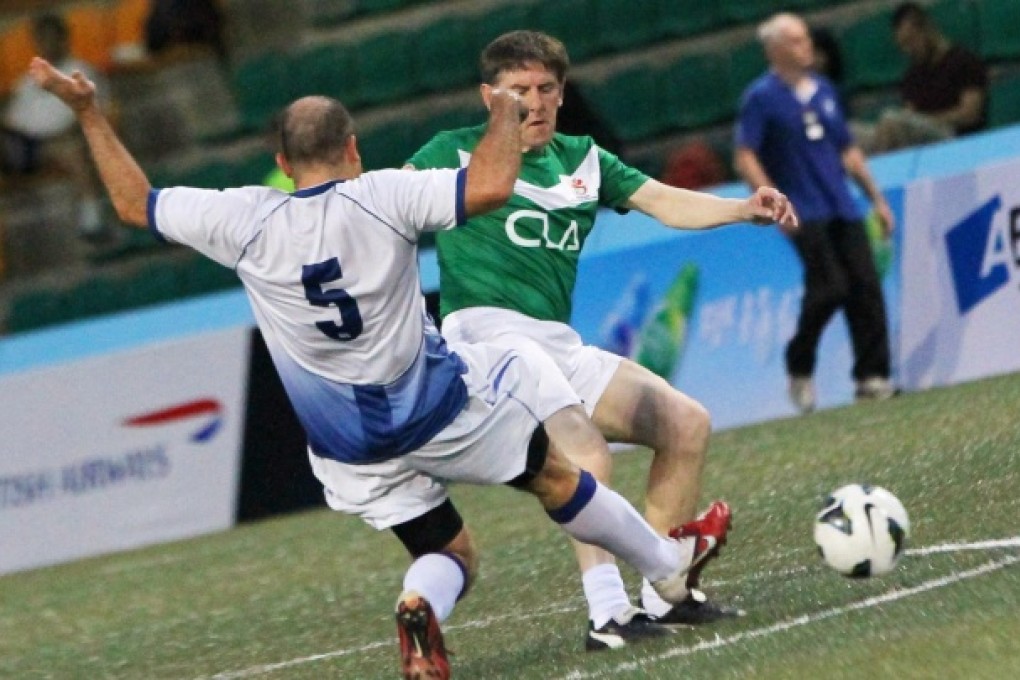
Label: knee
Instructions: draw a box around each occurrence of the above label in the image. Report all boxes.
[658,390,712,454]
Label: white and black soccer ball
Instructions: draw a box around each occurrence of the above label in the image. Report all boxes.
[813,483,910,578]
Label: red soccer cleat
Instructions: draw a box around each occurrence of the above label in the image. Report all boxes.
[396,591,450,680]
[670,500,732,590]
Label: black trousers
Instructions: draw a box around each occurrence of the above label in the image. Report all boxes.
[785,218,891,381]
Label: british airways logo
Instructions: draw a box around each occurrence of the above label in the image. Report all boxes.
[0,398,224,511]
[123,398,224,443]
[945,196,1020,315]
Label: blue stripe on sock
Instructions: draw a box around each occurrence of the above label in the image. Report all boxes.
[547,470,598,525]
[440,551,470,601]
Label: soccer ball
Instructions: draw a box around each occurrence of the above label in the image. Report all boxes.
[813,483,910,578]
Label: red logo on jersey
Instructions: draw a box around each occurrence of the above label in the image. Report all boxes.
[572,178,587,195]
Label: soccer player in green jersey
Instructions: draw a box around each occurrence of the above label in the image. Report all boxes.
[406,30,798,650]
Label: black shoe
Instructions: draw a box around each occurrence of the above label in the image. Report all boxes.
[652,589,745,626]
[585,606,673,652]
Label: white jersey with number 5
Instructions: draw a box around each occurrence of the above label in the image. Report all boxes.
[147,168,468,465]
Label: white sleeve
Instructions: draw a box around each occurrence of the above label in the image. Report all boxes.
[148,186,265,267]
[352,167,466,241]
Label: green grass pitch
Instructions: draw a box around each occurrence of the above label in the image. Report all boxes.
[2,372,1019,679]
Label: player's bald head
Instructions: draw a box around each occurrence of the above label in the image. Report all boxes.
[758,13,807,48]
[279,96,354,167]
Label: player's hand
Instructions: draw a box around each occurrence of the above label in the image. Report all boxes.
[489,88,529,123]
[873,199,895,239]
[28,57,97,113]
[745,186,798,234]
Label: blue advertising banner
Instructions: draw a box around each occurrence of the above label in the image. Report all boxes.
[570,188,904,431]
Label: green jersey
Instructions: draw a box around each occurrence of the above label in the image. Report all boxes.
[407,126,649,323]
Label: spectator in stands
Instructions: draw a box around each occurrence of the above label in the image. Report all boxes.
[734,13,896,414]
[1,13,109,242]
[864,2,988,153]
[145,0,227,63]
[809,26,847,113]
[659,138,727,190]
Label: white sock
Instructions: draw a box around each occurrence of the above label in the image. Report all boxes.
[582,563,632,629]
[402,553,465,623]
[548,471,684,583]
[641,577,685,617]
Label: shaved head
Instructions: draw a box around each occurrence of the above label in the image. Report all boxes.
[758,13,814,74]
[758,13,807,48]
[279,96,354,167]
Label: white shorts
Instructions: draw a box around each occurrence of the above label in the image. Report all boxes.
[309,340,581,530]
[442,307,623,418]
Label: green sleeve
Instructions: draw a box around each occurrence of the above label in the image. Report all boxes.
[597,145,651,208]
[405,131,468,171]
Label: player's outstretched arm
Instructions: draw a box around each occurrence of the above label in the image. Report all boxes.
[461,88,526,218]
[625,178,798,233]
[29,57,150,228]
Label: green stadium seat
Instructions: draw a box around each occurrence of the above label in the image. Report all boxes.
[353,29,416,106]
[717,0,781,26]
[976,0,1020,61]
[840,9,906,91]
[182,161,233,190]
[413,16,478,93]
[988,73,1020,129]
[229,150,278,188]
[929,0,979,49]
[533,0,603,62]
[473,2,536,52]
[579,65,667,143]
[305,0,358,27]
[179,255,241,297]
[129,259,183,308]
[727,38,768,111]
[662,51,732,130]
[290,42,360,107]
[356,0,405,14]
[656,0,723,39]
[594,0,664,52]
[358,117,417,171]
[231,51,296,133]
[71,275,123,320]
[415,103,485,148]
[7,288,68,333]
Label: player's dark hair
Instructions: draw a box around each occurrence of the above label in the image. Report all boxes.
[479,30,570,85]
[279,96,354,167]
[892,2,929,30]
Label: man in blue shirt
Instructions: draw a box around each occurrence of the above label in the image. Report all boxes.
[734,12,896,413]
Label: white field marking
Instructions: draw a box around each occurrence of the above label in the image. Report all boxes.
[201,536,1020,680]
[557,553,1020,680]
[906,536,1020,556]
[201,601,581,680]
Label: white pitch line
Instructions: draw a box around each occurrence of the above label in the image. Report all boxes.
[557,553,1020,680]
[201,536,1020,680]
[906,536,1020,556]
[202,601,582,680]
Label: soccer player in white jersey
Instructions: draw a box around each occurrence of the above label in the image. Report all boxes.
[408,31,799,648]
[31,57,735,679]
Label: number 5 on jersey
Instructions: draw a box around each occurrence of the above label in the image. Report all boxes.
[302,258,363,341]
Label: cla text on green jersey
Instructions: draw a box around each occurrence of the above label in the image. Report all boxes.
[407,126,649,323]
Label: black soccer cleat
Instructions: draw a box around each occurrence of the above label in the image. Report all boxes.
[585,606,673,652]
[652,589,745,626]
